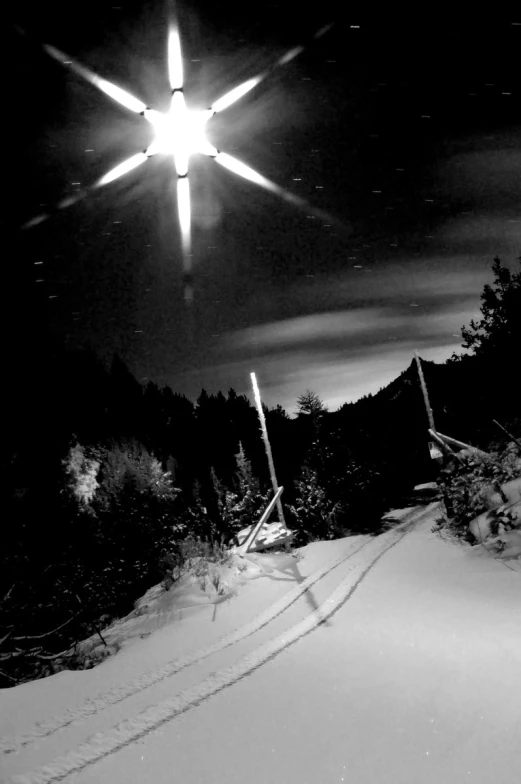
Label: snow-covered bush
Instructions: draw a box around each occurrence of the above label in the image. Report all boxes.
[288,466,344,544]
[214,444,272,539]
[436,441,521,539]
[63,442,100,505]
[158,535,231,590]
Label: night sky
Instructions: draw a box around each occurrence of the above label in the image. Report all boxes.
[6,2,521,414]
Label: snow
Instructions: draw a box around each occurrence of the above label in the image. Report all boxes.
[381,506,415,521]
[1,503,520,784]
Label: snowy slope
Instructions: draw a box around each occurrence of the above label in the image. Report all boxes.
[1,503,520,784]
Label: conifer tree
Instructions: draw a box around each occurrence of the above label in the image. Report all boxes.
[217,443,271,538]
[296,390,328,417]
[452,256,521,363]
[288,466,343,543]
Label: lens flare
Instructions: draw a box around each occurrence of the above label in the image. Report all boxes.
[278,46,305,65]
[177,178,191,257]
[168,27,184,90]
[215,152,274,189]
[32,15,337,299]
[211,76,264,114]
[93,78,147,114]
[44,45,147,115]
[96,152,148,186]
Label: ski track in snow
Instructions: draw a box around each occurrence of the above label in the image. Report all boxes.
[1,530,377,754]
[5,504,438,784]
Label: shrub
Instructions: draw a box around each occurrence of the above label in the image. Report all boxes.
[287,466,345,544]
[436,442,521,538]
[158,535,231,589]
[214,445,272,540]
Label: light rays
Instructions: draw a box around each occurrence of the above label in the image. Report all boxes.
[44,45,148,115]
[97,152,149,187]
[26,14,336,301]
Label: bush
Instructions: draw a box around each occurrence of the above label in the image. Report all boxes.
[436,442,521,538]
[287,467,345,544]
[213,445,272,540]
[158,535,231,589]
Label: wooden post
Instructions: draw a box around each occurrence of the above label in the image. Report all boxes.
[428,428,465,464]
[236,486,284,555]
[493,419,521,451]
[414,351,436,432]
[428,428,454,455]
[435,431,489,456]
[250,372,286,526]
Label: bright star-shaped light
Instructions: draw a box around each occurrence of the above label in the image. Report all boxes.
[29,17,335,300]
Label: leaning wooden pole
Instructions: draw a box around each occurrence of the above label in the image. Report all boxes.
[428,429,465,465]
[493,419,521,451]
[414,350,436,433]
[250,372,286,526]
[238,486,284,555]
[436,431,489,456]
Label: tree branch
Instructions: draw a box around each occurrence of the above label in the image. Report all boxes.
[0,667,19,683]
[34,642,78,661]
[11,609,84,642]
[0,646,43,662]
[1,583,15,605]
[0,628,14,646]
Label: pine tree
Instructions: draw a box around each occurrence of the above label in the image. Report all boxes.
[288,466,343,543]
[218,444,271,539]
[296,390,328,417]
[452,256,521,363]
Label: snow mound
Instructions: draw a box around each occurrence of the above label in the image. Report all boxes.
[77,551,301,657]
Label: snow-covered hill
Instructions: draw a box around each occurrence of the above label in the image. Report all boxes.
[1,503,520,784]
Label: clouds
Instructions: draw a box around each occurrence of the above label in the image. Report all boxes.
[173,300,475,414]
[225,309,395,351]
[175,326,464,416]
[438,142,521,208]
[159,252,492,414]
[434,134,521,258]
[224,300,470,358]
[437,213,521,257]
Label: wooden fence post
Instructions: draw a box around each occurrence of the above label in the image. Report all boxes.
[493,419,521,451]
[250,372,286,527]
[428,428,465,464]
[414,350,436,432]
[435,431,489,456]
[236,486,284,555]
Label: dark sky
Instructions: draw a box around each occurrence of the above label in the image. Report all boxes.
[6,2,521,414]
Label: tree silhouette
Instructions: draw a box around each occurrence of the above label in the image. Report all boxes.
[296,390,328,416]
[453,256,521,363]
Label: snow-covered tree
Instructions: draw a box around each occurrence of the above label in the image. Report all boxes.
[63,442,100,505]
[217,443,271,537]
[97,439,177,504]
[288,466,343,543]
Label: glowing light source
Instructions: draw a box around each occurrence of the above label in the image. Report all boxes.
[31,15,336,301]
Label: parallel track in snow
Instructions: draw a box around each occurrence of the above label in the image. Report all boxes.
[4,504,439,784]
[1,526,378,754]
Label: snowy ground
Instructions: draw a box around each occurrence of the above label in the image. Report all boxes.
[1,503,520,784]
